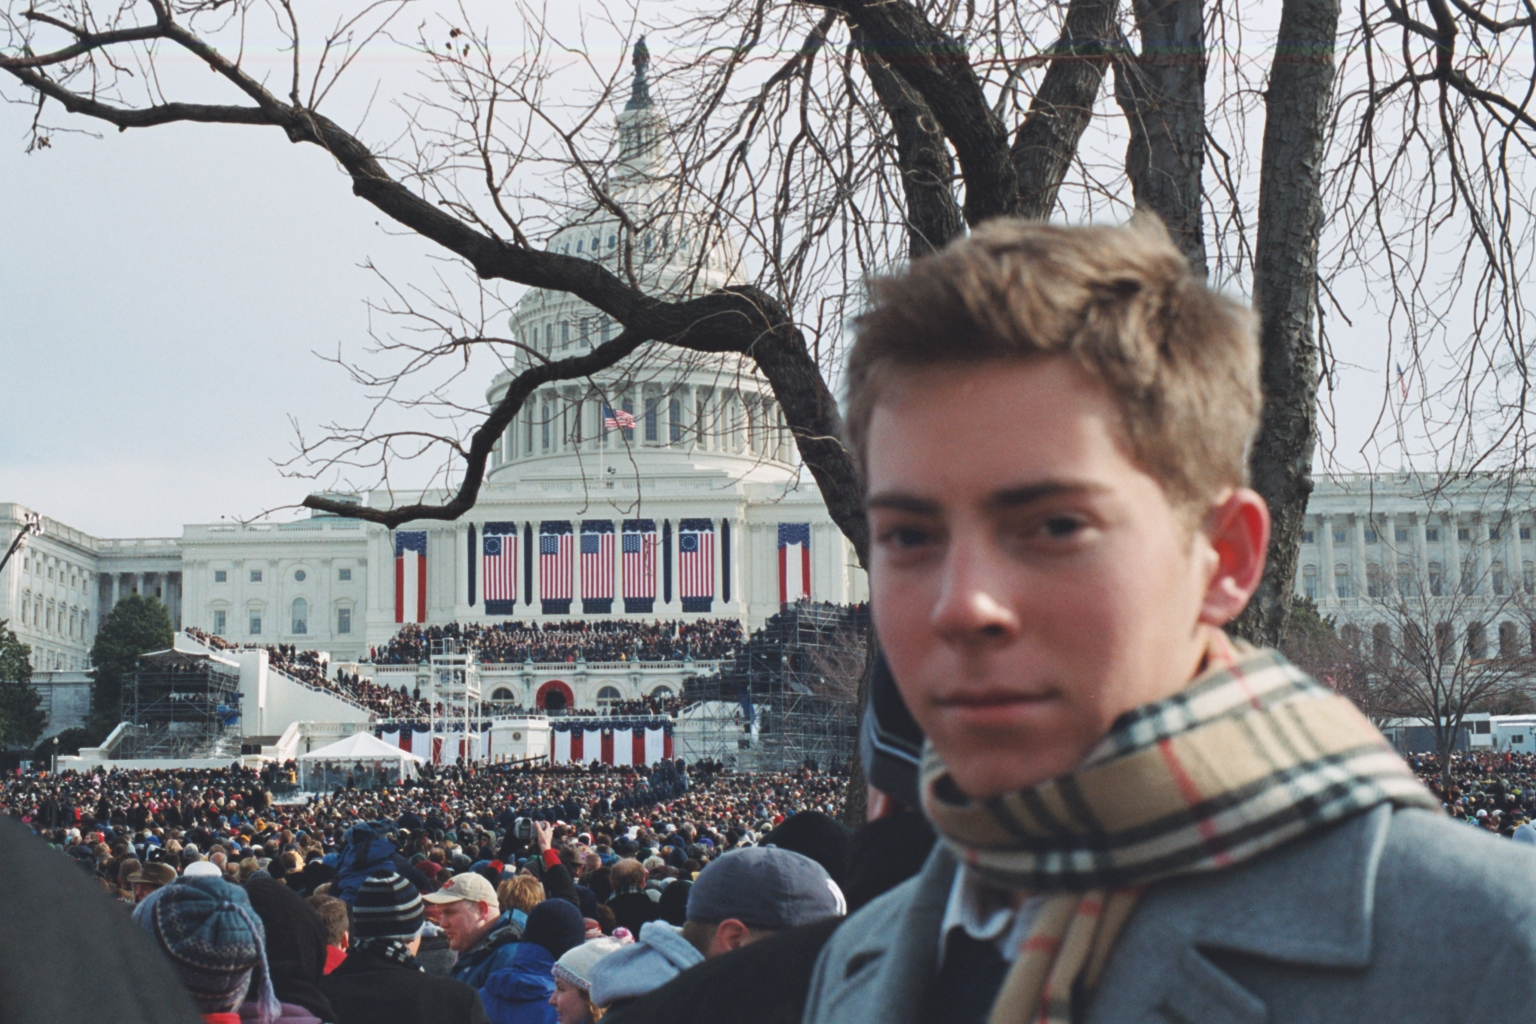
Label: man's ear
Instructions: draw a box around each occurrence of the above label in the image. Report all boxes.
[711,918,754,955]
[1198,487,1270,627]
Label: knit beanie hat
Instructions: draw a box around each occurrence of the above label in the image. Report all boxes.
[552,937,626,992]
[523,898,587,960]
[134,876,282,1022]
[353,873,426,940]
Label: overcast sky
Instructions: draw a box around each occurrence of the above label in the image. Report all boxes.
[0,3,1405,539]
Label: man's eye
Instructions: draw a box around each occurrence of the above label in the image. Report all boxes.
[1043,517,1082,538]
[879,527,930,549]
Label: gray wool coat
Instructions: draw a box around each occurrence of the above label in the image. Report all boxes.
[803,805,1536,1023]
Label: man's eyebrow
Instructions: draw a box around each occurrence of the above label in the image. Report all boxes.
[865,493,941,514]
[988,481,1103,508]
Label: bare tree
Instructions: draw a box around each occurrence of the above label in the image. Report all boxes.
[5,0,1534,658]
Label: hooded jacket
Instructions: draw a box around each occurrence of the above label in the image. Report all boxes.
[588,921,704,1008]
[479,942,559,1024]
[333,828,399,905]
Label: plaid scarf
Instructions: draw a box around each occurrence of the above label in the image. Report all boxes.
[920,644,1438,1024]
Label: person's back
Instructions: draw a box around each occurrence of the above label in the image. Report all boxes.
[800,218,1536,1024]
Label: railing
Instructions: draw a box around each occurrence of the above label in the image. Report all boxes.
[474,659,724,671]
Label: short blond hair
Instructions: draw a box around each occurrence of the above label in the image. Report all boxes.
[845,217,1261,510]
[498,874,545,915]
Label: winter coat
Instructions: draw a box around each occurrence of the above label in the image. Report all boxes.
[479,942,559,1024]
[321,943,491,1024]
[451,913,525,991]
[588,921,703,1010]
[607,891,661,936]
[333,832,399,905]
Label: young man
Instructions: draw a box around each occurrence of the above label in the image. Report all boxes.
[803,219,1536,1024]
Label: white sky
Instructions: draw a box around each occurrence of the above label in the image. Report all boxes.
[0,1,1420,538]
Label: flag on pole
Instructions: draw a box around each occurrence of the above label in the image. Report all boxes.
[679,519,715,613]
[394,531,428,624]
[581,520,616,614]
[778,522,811,604]
[483,521,517,615]
[603,406,636,430]
[622,519,657,613]
[1396,362,1409,401]
[540,521,574,615]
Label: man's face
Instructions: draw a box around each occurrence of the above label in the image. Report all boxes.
[866,358,1218,799]
[437,898,495,951]
[133,882,160,903]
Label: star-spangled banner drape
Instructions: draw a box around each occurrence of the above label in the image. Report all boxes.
[622,519,657,613]
[581,520,616,614]
[483,521,518,615]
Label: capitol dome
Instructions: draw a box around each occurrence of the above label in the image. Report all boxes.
[485,40,795,485]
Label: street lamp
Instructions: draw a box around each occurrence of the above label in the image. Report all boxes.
[50,735,59,775]
[0,511,43,576]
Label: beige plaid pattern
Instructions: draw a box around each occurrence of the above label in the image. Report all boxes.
[920,647,1437,1024]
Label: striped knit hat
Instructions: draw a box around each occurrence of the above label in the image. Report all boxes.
[134,876,282,1022]
[352,873,425,940]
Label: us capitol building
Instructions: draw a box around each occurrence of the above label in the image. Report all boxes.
[0,48,865,711]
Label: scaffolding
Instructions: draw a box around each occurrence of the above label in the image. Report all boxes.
[124,649,243,759]
[682,602,868,771]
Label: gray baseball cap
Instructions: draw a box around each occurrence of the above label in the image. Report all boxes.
[685,846,846,930]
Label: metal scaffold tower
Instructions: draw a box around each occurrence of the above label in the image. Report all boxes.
[124,649,243,759]
[682,602,868,770]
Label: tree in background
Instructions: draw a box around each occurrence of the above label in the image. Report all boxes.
[0,620,46,749]
[87,594,172,739]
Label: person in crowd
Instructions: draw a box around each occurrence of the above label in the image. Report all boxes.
[129,861,179,903]
[427,872,524,990]
[759,811,852,889]
[244,877,337,1023]
[589,846,844,1011]
[604,858,659,936]
[498,875,545,930]
[550,938,626,1024]
[803,218,1536,1024]
[480,898,587,1024]
[321,873,490,1024]
[305,894,350,974]
[134,875,287,1024]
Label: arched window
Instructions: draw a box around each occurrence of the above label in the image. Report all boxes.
[1467,621,1488,660]
[596,686,622,708]
[1398,562,1417,596]
[1372,623,1391,661]
[649,685,674,699]
[1341,623,1361,649]
[291,598,308,635]
[1366,563,1383,598]
[491,687,515,702]
[1435,621,1455,662]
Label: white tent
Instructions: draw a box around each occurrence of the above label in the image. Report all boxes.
[298,731,424,789]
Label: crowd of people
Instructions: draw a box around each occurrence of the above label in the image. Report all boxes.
[3,757,857,1023]
[368,621,745,667]
[1409,750,1536,841]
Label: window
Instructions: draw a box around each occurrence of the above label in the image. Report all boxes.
[1458,527,1471,542]
[1513,736,1525,746]
[561,321,570,347]
[544,323,553,352]
[1475,720,1491,734]
[1366,564,1383,598]
[596,685,622,708]
[1399,562,1418,596]
[491,687,515,701]
[1493,562,1506,596]
[669,398,682,443]
[1468,622,1487,660]
[1333,529,1347,544]
[1523,526,1532,541]
[214,570,227,583]
[645,397,659,442]
[1341,624,1361,648]
[609,234,617,249]
[213,609,226,635]
[1426,527,1441,542]
[525,406,535,454]
[1302,530,1315,544]
[1302,567,1318,600]
[249,614,262,636]
[542,402,552,450]
[250,570,263,583]
[1396,528,1409,543]
[1373,623,1391,661]
[1429,562,1444,596]
[1335,565,1351,599]
[1490,526,1501,541]
[576,238,583,253]
[1436,621,1454,662]
[601,319,611,343]
[294,569,307,582]
[1500,621,1520,658]
[337,607,352,634]
[47,566,53,581]
[1365,529,1378,544]
[291,598,308,635]
[1525,562,1534,595]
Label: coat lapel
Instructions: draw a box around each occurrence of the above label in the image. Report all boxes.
[1087,805,1392,1024]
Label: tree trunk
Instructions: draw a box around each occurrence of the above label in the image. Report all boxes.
[1228,0,1339,648]
[1113,0,1208,275]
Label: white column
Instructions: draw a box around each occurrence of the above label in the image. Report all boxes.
[1474,515,1491,595]
[111,574,120,609]
[1411,513,1429,594]
[1320,516,1337,606]
[1351,516,1368,602]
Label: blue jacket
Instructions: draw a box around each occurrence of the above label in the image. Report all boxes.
[333,833,398,904]
[451,912,524,991]
[479,942,558,1024]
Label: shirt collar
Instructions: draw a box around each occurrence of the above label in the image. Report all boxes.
[938,862,1042,967]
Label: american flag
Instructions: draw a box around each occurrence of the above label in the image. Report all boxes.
[581,521,616,610]
[483,521,517,613]
[604,405,636,430]
[623,519,656,611]
[540,521,573,611]
[778,522,811,604]
[679,519,715,612]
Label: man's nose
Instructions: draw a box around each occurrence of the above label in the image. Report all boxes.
[930,536,1020,645]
